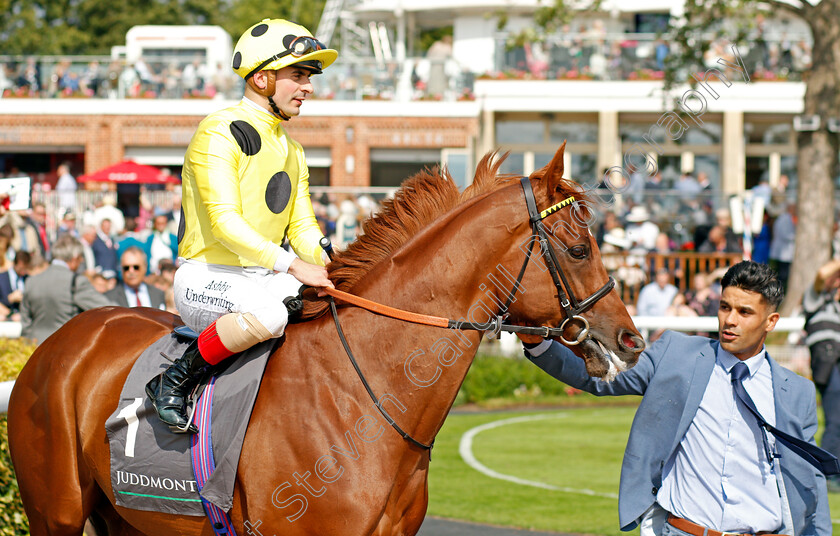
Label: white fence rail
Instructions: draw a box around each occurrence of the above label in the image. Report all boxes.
[0,381,14,414]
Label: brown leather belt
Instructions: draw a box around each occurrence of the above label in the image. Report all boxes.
[667,514,787,536]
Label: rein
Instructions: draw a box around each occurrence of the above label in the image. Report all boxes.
[320,177,615,452]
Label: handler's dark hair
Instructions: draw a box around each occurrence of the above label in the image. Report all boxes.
[721,260,784,310]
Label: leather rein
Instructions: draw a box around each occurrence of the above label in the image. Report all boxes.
[322,177,615,452]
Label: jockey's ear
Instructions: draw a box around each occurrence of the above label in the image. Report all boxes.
[533,140,566,200]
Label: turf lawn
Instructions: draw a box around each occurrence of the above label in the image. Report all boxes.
[426,406,840,535]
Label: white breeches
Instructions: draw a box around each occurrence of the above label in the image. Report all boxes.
[173,258,303,337]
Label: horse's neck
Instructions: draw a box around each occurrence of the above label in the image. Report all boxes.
[344,194,523,443]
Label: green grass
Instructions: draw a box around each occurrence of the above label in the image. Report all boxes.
[428,408,634,535]
[427,407,840,535]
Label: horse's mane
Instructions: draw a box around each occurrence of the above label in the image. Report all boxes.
[300,151,586,320]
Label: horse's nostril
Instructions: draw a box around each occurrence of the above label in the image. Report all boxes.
[619,330,645,353]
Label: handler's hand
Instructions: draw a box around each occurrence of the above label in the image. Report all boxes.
[288,258,335,294]
[516,333,545,348]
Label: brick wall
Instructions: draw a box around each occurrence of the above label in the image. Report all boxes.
[0,112,478,187]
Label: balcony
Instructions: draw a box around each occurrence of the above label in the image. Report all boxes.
[491,32,812,82]
[0,31,812,104]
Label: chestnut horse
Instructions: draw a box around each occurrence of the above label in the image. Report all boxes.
[9,143,644,536]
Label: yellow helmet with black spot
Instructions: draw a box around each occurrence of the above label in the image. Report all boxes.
[231,19,338,79]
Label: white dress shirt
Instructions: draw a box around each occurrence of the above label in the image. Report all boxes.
[124,283,152,308]
[658,346,782,532]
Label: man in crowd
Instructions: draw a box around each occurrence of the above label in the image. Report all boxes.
[522,261,829,534]
[636,268,678,317]
[22,202,50,258]
[105,246,165,309]
[770,202,797,288]
[20,234,113,344]
[803,259,840,492]
[55,162,77,211]
[92,217,119,279]
[698,225,741,254]
[146,211,177,274]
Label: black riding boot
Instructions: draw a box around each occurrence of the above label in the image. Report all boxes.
[144,342,213,433]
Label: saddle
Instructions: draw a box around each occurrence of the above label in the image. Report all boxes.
[105,331,275,518]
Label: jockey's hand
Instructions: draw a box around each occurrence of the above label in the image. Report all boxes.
[288,258,334,296]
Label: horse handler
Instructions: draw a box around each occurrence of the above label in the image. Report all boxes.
[146,18,336,433]
[523,261,832,535]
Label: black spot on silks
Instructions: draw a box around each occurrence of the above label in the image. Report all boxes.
[177,206,185,243]
[265,172,292,214]
[282,34,296,49]
[251,23,269,37]
[229,121,261,156]
[232,51,242,70]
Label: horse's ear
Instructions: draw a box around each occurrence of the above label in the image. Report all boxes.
[533,141,566,198]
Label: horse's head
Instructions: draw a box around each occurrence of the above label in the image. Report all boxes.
[500,142,645,379]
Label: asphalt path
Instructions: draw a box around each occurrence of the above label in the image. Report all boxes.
[417,517,570,536]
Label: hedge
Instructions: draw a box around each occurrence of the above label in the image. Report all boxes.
[456,351,578,405]
[0,338,35,536]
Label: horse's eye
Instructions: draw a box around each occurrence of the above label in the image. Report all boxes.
[569,245,587,259]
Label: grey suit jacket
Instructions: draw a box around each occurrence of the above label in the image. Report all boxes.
[21,263,115,344]
[528,330,829,535]
[105,283,166,310]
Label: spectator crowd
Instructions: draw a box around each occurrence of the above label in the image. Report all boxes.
[0,56,241,100]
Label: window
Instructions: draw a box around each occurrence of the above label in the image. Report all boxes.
[495,121,544,145]
[549,122,598,144]
[744,118,793,145]
[442,149,471,190]
[499,153,525,176]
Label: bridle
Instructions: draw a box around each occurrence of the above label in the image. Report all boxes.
[445,177,615,343]
[500,176,616,344]
[320,176,616,451]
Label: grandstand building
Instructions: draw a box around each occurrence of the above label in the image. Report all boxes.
[0,0,816,197]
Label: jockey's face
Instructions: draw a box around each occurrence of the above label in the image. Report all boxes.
[270,65,314,118]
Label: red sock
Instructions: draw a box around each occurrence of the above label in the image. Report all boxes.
[197,320,235,365]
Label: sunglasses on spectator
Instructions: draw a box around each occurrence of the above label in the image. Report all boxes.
[122,265,142,272]
[247,36,326,78]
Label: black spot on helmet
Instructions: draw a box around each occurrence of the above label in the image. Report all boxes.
[251,23,269,37]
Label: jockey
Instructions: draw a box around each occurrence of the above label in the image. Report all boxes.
[145,19,337,433]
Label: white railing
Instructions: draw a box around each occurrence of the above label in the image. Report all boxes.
[0,381,13,413]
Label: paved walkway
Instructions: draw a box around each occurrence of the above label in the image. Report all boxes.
[417,517,571,536]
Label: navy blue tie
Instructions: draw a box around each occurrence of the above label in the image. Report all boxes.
[731,361,840,475]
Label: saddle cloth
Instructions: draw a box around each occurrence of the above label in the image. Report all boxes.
[105,332,273,515]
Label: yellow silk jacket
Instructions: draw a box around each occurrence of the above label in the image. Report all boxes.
[178,99,324,271]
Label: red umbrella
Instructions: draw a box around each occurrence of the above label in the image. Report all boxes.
[77,160,180,185]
